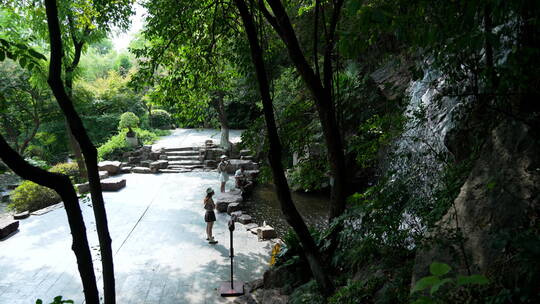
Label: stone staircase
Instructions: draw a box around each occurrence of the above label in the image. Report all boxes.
[162,147,204,170]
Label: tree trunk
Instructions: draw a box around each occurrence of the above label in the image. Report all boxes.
[211,91,231,150]
[44,1,116,303]
[217,95,231,150]
[261,0,348,221]
[234,0,335,296]
[0,134,99,304]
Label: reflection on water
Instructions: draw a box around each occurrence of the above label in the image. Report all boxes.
[245,184,330,237]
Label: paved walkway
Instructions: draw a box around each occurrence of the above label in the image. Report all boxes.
[0,130,272,304]
[152,129,243,150]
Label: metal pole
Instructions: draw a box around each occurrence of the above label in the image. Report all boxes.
[230,228,234,289]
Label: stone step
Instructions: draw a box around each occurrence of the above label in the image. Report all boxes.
[168,164,204,170]
[165,151,199,156]
[159,169,188,173]
[162,147,197,152]
[168,160,203,166]
[166,155,200,161]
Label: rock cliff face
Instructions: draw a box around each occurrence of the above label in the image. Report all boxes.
[413,119,540,283]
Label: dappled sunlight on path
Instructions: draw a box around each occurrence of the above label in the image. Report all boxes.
[0,129,271,304]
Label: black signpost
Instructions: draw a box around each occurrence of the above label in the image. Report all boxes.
[219,216,245,297]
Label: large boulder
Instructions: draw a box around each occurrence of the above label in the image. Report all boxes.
[227,203,242,215]
[413,120,540,285]
[98,161,121,175]
[226,160,259,174]
[101,178,127,191]
[0,218,19,239]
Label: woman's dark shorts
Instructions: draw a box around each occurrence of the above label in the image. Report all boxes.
[205,210,216,222]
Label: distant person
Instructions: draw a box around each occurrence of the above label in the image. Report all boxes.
[217,155,230,193]
[234,165,253,190]
[203,187,218,244]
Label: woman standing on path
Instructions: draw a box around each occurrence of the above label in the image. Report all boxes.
[217,155,230,193]
[204,187,218,244]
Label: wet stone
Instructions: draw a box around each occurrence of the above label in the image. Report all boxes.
[238,215,252,224]
[216,201,229,213]
[244,223,258,231]
[231,211,243,218]
[227,203,241,215]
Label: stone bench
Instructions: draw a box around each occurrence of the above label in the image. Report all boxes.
[0,218,19,239]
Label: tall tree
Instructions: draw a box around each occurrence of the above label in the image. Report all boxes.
[132,0,239,144]
[234,0,335,296]
[43,0,124,302]
[256,0,348,221]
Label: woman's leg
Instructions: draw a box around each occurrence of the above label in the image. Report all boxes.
[208,221,214,239]
[206,222,210,239]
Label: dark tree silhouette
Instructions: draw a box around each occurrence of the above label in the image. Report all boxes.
[234,0,335,296]
[0,135,99,304]
[44,0,116,302]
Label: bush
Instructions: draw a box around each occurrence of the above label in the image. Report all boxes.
[97,129,130,161]
[9,181,61,212]
[97,128,167,161]
[118,112,139,131]
[150,109,172,129]
[49,162,84,184]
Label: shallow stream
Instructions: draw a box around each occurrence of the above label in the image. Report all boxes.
[245,184,330,236]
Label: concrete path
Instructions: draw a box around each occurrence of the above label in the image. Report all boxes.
[152,129,243,150]
[0,130,272,304]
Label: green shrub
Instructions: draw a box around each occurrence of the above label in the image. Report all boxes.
[49,162,84,184]
[118,112,139,131]
[9,180,61,212]
[97,128,166,161]
[97,129,130,161]
[328,278,384,304]
[289,280,325,304]
[150,109,172,129]
[135,128,159,145]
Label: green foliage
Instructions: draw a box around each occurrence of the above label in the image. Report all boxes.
[97,129,130,161]
[118,112,139,131]
[288,157,328,191]
[411,262,489,304]
[350,113,405,169]
[49,162,84,184]
[97,128,164,161]
[289,280,325,304]
[328,278,385,304]
[24,157,50,170]
[36,296,74,304]
[150,109,172,129]
[9,180,61,212]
